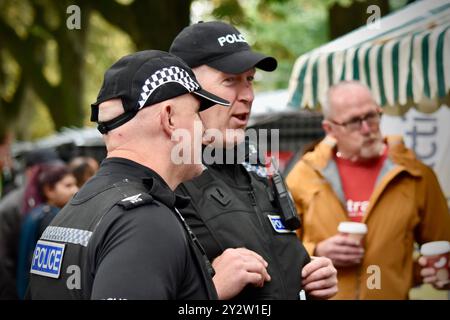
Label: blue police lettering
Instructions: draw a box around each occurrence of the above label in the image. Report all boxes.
[269,216,285,231]
[267,215,294,234]
[34,246,59,271]
[275,220,284,230]
[30,241,65,278]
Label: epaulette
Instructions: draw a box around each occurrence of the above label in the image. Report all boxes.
[117,192,154,210]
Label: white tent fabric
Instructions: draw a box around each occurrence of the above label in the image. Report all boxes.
[286,0,450,208]
[287,0,450,115]
[381,105,450,206]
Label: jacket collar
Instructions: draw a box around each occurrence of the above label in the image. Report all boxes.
[98,157,190,209]
[303,135,422,178]
[202,137,265,167]
[143,177,191,209]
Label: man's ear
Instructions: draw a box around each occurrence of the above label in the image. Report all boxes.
[160,103,175,137]
[322,120,334,136]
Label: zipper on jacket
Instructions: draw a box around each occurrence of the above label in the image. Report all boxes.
[241,164,290,298]
[247,191,267,236]
[247,188,289,298]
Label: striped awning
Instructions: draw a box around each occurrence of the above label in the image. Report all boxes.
[287,0,450,115]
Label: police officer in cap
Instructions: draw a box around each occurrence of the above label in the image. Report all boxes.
[27,50,230,299]
[170,21,338,300]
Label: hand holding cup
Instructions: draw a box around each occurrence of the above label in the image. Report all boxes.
[419,241,450,290]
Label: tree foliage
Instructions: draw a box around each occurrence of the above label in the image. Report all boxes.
[195,0,329,90]
[194,0,399,90]
[0,0,191,139]
[0,0,404,140]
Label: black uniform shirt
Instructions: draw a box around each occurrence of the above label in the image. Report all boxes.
[27,158,216,300]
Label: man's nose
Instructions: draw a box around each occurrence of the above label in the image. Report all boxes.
[359,120,371,134]
[238,83,254,105]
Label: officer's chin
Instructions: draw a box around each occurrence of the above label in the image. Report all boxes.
[224,129,246,149]
[184,163,205,181]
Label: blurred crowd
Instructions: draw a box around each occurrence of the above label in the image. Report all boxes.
[0,142,98,299]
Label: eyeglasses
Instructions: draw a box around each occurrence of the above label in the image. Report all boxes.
[329,111,382,131]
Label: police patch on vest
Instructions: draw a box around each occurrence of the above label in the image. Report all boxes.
[30,240,65,279]
[267,215,295,234]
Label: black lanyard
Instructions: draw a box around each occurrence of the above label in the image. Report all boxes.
[174,207,215,278]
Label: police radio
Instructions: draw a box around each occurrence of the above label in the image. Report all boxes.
[269,157,301,231]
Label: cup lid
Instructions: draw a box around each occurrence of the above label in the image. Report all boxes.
[420,241,450,256]
[338,222,368,234]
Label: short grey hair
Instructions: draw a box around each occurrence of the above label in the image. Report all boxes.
[322,80,372,120]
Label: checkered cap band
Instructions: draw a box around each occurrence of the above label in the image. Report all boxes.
[138,66,200,108]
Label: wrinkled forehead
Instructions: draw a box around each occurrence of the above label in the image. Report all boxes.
[331,86,378,119]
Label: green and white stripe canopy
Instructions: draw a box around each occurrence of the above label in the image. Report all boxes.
[287,0,450,115]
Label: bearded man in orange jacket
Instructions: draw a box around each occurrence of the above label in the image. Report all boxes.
[286,81,450,299]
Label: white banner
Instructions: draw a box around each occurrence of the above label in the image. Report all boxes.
[380,106,450,208]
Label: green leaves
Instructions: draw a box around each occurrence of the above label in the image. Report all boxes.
[204,0,329,91]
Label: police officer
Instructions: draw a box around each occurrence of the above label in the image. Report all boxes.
[170,21,338,299]
[27,50,230,299]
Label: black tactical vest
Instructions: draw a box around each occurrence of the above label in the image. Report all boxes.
[179,163,311,300]
[27,178,217,300]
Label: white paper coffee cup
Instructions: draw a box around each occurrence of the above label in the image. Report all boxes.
[338,222,368,244]
[420,241,450,282]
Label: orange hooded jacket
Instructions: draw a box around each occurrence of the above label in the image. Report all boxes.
[286,136,450,299]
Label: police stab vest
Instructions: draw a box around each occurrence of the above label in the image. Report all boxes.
[27,178,217,300]
[179,163,311,300]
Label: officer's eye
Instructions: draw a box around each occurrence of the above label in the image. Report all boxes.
[222,77,236,85]
[247,75,254,82]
